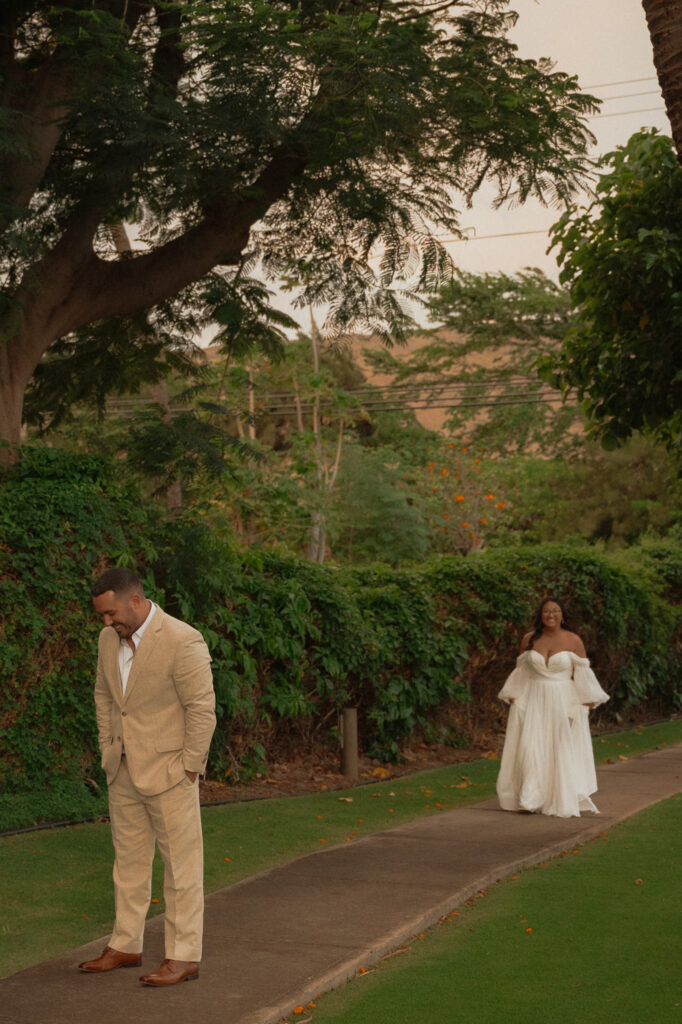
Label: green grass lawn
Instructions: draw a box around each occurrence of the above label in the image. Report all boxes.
[1,718,681,979]
[290,795,682,1024]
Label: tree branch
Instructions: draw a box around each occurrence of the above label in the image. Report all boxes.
[38,146,309,337]
[395,0,462,23]
[0,1,148,229]
[151,1,185,96]
[1,66,74,221]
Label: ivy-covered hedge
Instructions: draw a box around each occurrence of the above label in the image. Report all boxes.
[1,447,680,829]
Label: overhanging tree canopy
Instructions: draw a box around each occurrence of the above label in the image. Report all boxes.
[544,129,682,452]
[0,0,597,456]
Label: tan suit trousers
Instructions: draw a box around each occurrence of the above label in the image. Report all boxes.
[107,757,204,961]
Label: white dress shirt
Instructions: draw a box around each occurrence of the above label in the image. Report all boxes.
[119,602,156,696]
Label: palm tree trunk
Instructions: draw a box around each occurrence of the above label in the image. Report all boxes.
[642,0,682,164]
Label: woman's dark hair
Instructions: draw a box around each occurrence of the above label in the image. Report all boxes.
[526,597,568,650]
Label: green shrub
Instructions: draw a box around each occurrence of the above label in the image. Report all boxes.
[0,447,159,811]
[1,446,680,829]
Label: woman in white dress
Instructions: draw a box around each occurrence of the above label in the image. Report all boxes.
[496,597,610,818]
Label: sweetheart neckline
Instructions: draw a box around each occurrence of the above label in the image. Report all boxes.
[529,648,573,668]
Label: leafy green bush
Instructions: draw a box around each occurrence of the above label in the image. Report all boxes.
[0,447,159,824]
[1,447,680,829]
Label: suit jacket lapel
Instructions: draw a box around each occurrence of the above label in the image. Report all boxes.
[104,629,124,704]
[123,609,164,703]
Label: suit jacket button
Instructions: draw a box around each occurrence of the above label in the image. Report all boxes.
[121,711,127,716]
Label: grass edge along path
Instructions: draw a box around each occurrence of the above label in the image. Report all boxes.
[1,719,682,979]
[282,794,682,1024]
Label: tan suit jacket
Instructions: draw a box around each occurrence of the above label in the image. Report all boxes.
[94,608,216,796]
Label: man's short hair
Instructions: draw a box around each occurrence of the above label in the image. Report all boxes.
[92,568,144,599]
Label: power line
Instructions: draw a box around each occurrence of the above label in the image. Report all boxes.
[268,393,565,415]
[583,76,657,89]
[590,105,666,120]
[106,377,570,419]
[599,90,661,102]
[268,375,550,398]
[109,377,559,406]
[435,229,548,243]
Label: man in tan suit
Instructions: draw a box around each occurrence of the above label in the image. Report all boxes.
[79,568,216,986]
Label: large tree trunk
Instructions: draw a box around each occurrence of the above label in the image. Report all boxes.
[0,341,29,457]
[642,0,682,164]
[0,149,306,464]
[0,315,61,464]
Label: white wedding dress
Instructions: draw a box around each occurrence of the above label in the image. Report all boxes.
[496,649,610,818]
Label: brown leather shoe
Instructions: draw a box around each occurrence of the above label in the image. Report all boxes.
[78,946,142,972]
[140,959,199,986]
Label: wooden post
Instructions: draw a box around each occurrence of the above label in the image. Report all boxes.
[340,707,359,781]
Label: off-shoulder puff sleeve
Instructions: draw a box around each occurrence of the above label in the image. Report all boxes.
[571,655,609,707]
[498,654,532,704]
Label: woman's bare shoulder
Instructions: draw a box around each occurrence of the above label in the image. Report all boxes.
[520,631,534,653]
[564,630,587,657]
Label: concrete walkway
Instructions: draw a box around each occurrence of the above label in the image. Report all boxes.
[1,745,681,1024]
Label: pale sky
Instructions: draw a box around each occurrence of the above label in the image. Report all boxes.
[273,0,670,330]
[450,0,670,278]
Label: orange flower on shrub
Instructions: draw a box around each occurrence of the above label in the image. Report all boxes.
[455,494,464,502]
[496,501,505,509]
